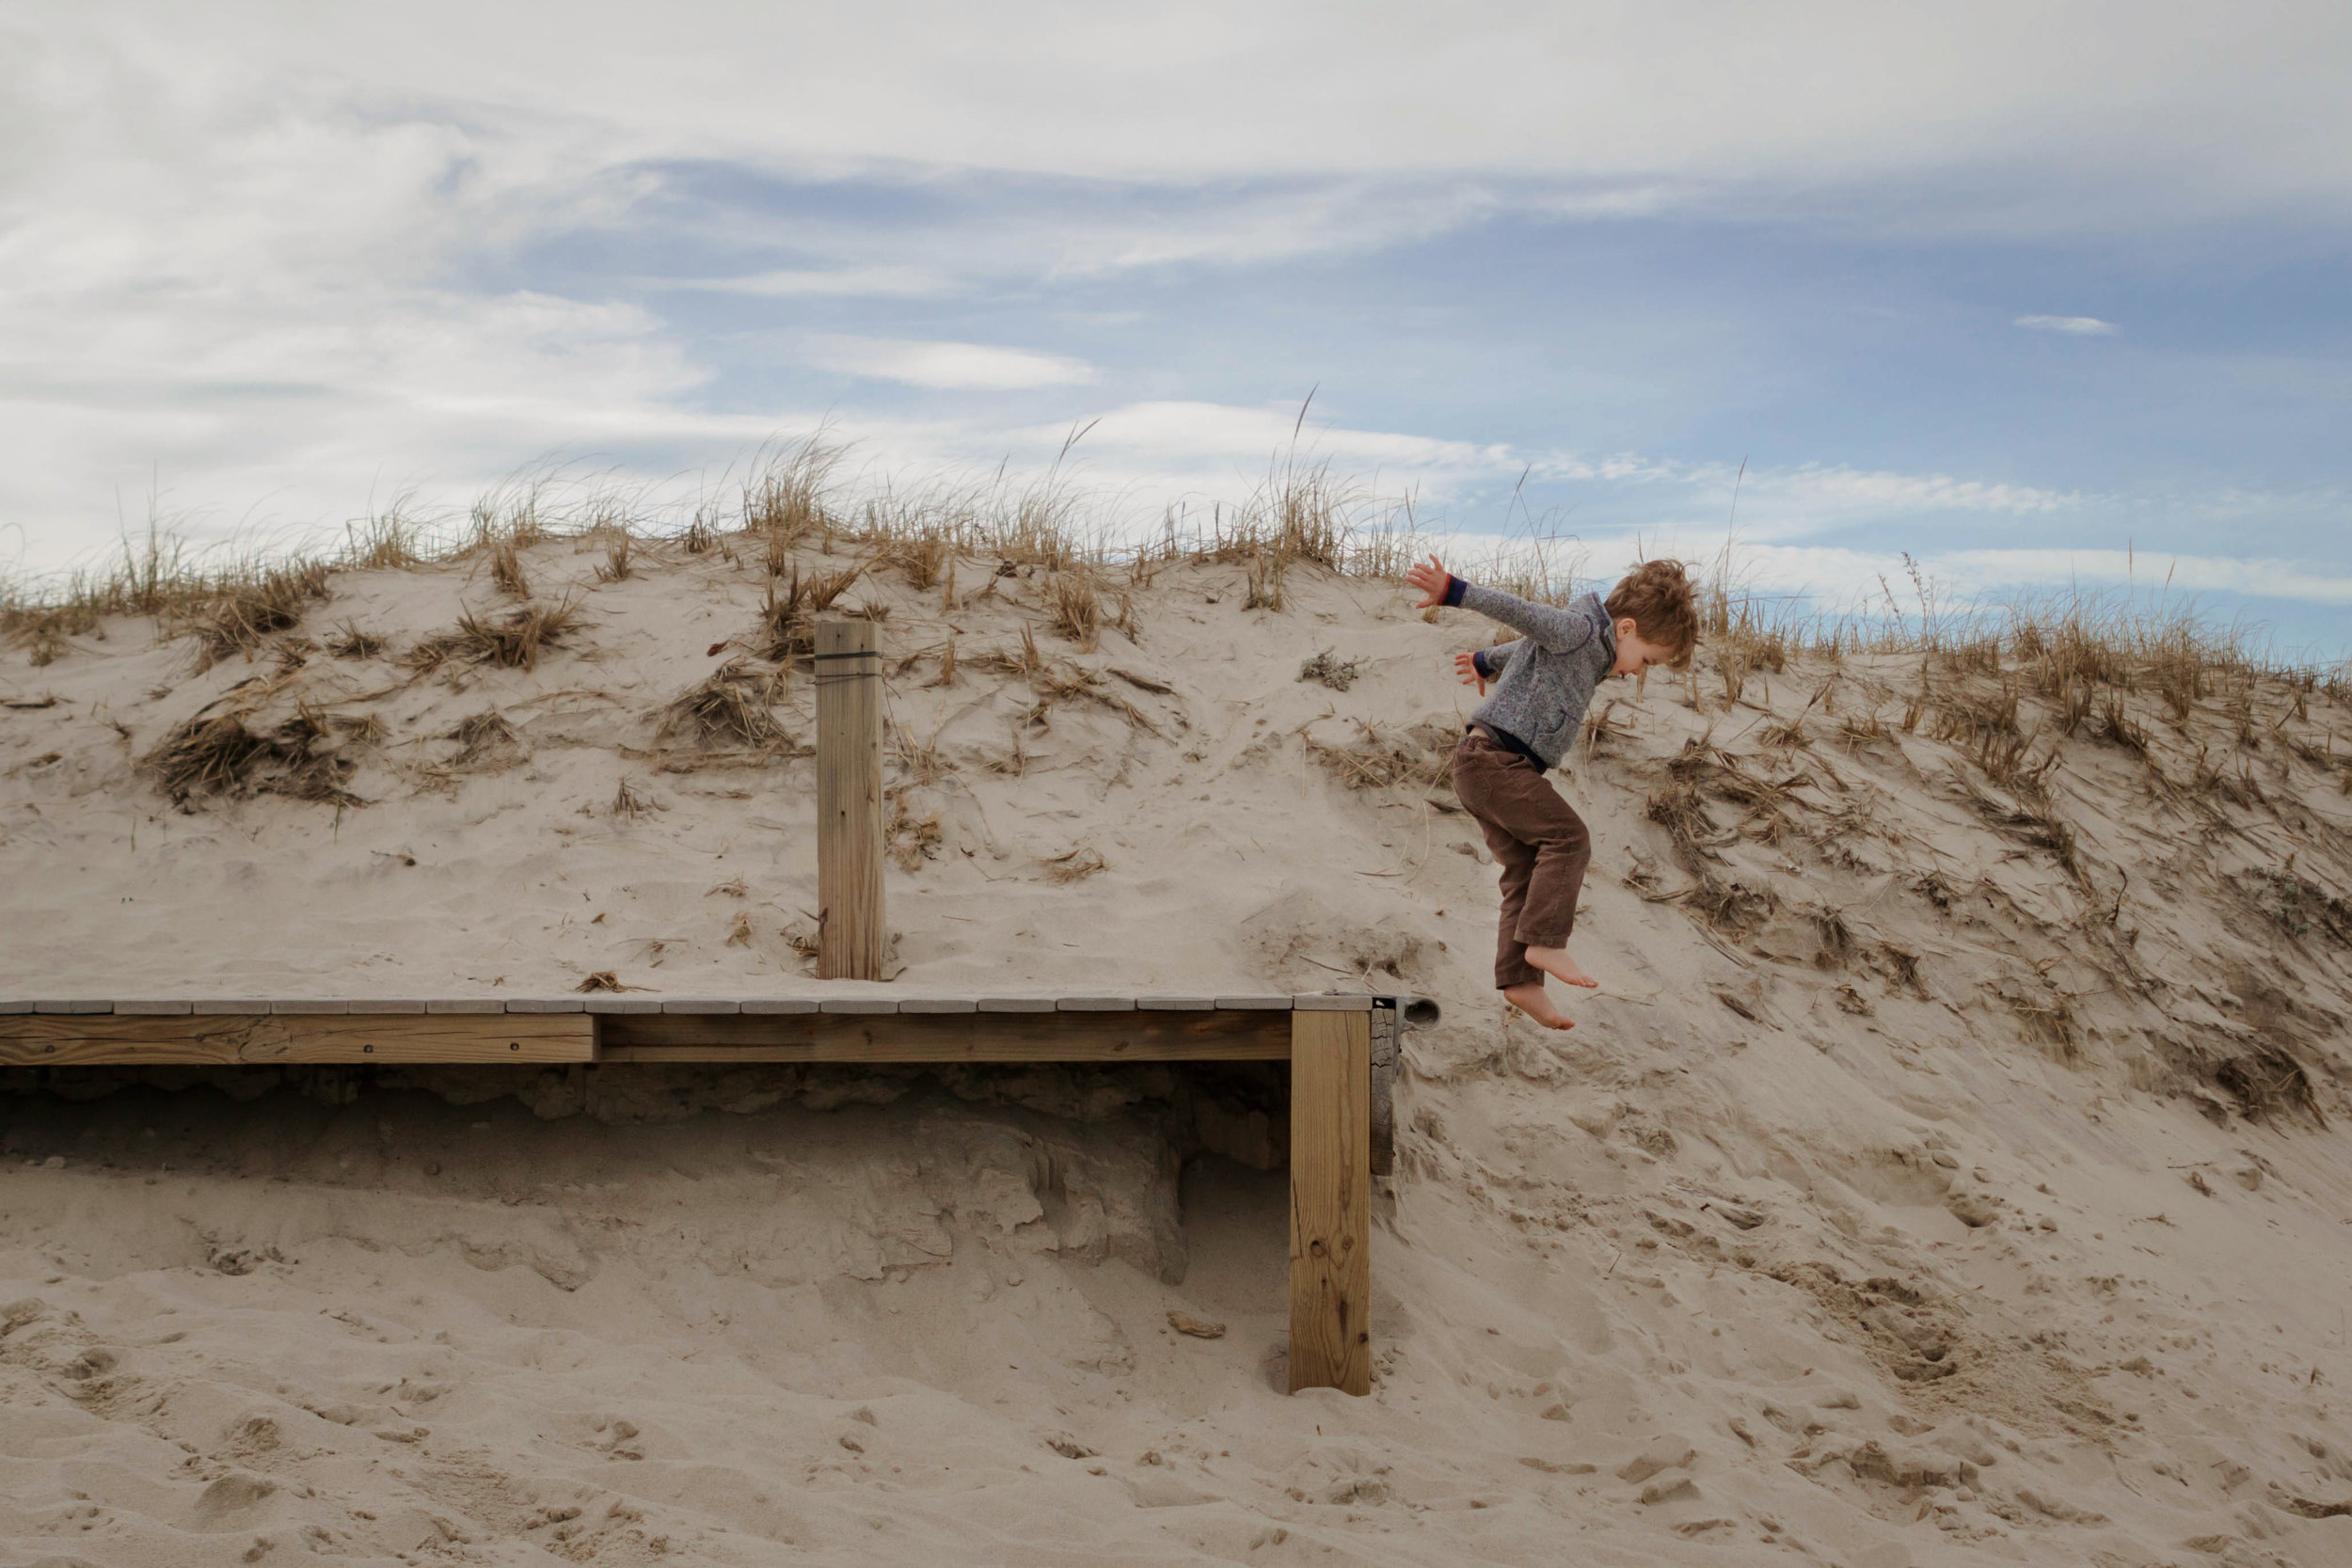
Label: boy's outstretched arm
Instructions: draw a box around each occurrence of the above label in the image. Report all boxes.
[1473,640,1523,680]
[1406,554,1600,655]
[1452,641,1519,694]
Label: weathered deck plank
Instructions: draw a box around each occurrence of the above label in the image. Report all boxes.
[596,1008,1290,1062]
[0,1013,594,1066]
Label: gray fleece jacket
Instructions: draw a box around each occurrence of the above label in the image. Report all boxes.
[1447,578,1617,770]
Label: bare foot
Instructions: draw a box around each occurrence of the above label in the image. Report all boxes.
[1523,944,1599,988]
[1502,982,1575,1030]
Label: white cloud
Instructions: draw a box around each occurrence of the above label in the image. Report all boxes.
[0,37,718,574]
[1002,412,2084,533]
[1061,401,1513,470]
[618,175,1529,286]
[1586,541,2352,612]
[1035,182,1512,277]
[655,265,949,299]
[2015,314,2120,336]
[800,337,1096,390]
[41,3,2352,219]
[1715,463,2082,544]
[1764,464,2075,514]
[1939,547,2352,605]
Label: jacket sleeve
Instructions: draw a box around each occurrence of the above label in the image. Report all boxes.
[1472,639,1524,679]
[1451,580,1603,656]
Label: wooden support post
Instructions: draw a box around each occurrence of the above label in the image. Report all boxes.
[1287,1008,1372,1395]
[815,618,884,980]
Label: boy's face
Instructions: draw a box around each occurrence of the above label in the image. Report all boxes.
[1610,617,1682,677]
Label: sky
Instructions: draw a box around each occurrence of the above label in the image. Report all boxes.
[4,2,2349,656]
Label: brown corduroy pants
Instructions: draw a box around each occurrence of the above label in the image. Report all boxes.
[1450,729,1592,990]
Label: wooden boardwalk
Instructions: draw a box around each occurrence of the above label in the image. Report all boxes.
[0,990,1439,1396]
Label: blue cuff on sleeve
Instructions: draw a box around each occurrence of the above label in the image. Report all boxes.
[1471,648,1489,678]
[1442,574,1468,608]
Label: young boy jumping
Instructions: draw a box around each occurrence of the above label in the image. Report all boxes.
[1403,555,1699,1029]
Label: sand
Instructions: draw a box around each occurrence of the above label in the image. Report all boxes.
[4,536,2352,1565]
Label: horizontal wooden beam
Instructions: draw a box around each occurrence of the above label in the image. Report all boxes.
[0,1013,593,1067]
[0,993,1438,1021]
[596,1007,1290,1062]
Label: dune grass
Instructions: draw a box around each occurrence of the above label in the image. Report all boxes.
[4,442,2342,722]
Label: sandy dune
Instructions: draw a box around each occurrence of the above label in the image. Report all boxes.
[5,537,2352,1565]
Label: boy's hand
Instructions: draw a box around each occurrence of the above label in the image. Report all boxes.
[1405,555,1453,610]
[1453,650,1486,695]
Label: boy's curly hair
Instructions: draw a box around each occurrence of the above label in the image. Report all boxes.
[1604,559,1699,668]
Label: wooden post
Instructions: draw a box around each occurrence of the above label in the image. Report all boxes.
[815,619,884,980]
[1288,1008,1372,1394]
